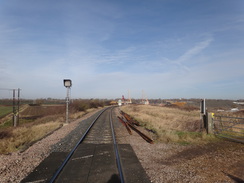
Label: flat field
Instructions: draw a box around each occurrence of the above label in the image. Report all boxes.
[21,105,65,117]
[0,104,100,154]
[0,105,66,154]
[0,106,12,118]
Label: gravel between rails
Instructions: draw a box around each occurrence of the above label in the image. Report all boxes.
[1,107,244,183]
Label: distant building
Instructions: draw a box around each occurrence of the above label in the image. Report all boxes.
[118,100,122,106]
[233,102,244,105]
[231,108,239,112]
[110,101,117,105]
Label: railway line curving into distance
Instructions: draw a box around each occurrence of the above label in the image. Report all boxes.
[21,106,150,183]
[49,106,124,183]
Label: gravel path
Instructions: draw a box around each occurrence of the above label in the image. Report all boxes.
[0,107,243,183]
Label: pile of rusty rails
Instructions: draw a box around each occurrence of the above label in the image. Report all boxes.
[118,111,154,144]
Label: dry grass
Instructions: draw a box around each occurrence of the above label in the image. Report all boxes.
[69,107,101,119]
[0,121,62,154]
[21,105,65,117]
[0,106,12,118]
[121,105,216,144]
[0,106,103,154]
[121,105,200,131]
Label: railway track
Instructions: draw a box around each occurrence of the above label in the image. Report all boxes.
[49,107,124,183]
[21,107,150,183]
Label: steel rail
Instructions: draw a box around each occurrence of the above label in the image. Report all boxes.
[117,115,133,135]
[117,116,154,144]
[109,107,125,183]
[49,107,109,183]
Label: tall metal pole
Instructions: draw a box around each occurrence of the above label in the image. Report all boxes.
[17,88,20,126]
[66,87,70,123]
[63,79,72,124]
[13,89,17,127]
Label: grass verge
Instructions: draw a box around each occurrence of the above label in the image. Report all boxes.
[156,129,217,144]
[0,106,103,154]
[0,121,62,154]
[121,105,218,144]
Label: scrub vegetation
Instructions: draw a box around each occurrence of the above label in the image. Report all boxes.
[71,99,110,112]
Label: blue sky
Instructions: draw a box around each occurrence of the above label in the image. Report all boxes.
[0,0,243,99]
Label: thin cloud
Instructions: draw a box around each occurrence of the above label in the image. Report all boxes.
[0,1,243,99]
[177,38,213,63]
[169,37,213,72]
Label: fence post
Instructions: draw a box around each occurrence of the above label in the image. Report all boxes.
[200,99,206,131]
[206,112,214,134]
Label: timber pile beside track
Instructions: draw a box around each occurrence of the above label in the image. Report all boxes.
[21,107,151,183]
